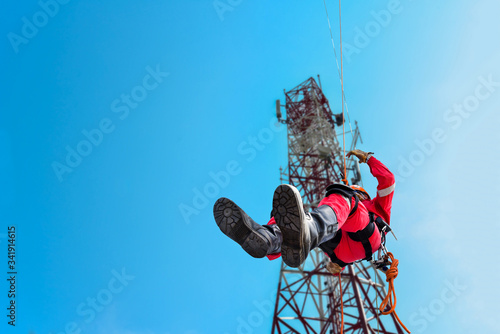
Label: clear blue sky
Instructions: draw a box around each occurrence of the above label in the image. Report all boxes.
[1,1,499,333]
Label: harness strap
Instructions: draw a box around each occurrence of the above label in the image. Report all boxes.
[348,195,359,217]
[320,231,349,266]
[320,229,341,254]
[321,183,389,267]
[328,250,349,268]
[347,220,375,261]
[322,212,386,267]
[370,212,389,247]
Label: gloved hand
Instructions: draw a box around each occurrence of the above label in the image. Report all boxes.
[347,149,373,163]
[326,259,343,275]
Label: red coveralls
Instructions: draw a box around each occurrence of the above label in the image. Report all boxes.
[266,156,395,264]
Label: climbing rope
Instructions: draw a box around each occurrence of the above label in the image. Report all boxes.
[338,0,348,185]
[323,0,348,184]
[375,267,380,333]
[338,273,344,334]
[322,0,355,144]
[379,252,411,333]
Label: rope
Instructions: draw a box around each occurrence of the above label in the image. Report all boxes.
[338,273,344,334]
[379,252,411,333]
[322,0,354,143]
[375,266,380,333]
[338,0,347,185]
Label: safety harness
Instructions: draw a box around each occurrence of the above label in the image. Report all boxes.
[319,183,394,268]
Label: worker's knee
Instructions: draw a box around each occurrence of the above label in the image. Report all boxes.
[323,184,356,208]
[319,193,351,210]
[319,185,357,225]
[319,194,351,224]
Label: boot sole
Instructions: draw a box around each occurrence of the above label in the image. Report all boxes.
[272,185,306,267]
[213,198,268,258]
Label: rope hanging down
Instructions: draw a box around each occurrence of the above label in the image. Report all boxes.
[322,0,354,144]
[338,0,347,185]
[338,273,344,334]
[379,252,411,333]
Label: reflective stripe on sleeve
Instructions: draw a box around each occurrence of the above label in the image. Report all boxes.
[378,183,395,197]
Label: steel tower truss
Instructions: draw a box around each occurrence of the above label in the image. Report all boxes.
[271,77,403,334]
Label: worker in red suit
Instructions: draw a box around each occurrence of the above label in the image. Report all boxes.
[213,149,395,274]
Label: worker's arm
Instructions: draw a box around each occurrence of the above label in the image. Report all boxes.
[347,150,395,223]
[366,156,395,223]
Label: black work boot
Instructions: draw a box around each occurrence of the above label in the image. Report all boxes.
[272,184,338,267]
[213,198,282,258]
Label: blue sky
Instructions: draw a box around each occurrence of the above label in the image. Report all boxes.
[1,0,499,333]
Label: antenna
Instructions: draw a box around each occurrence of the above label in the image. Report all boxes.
[276,99,282,121]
